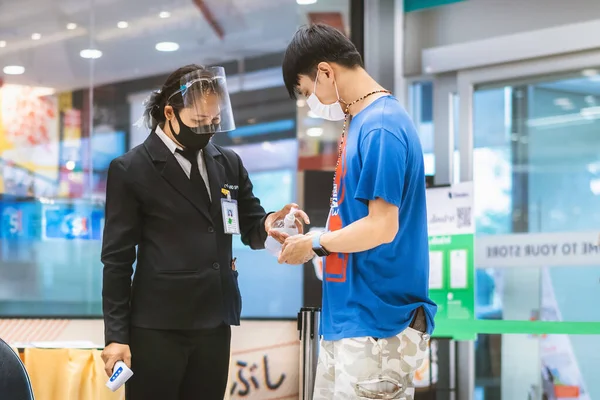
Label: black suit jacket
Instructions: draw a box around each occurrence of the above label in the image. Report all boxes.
[101,133,269,345]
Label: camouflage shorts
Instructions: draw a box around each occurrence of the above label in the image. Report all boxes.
[313,327,429,400]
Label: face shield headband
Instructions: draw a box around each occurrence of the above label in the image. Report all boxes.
[165,66,236,135]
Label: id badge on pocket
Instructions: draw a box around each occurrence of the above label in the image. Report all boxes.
[221,198,241,235]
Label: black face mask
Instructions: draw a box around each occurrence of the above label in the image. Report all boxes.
[169,109,215,152]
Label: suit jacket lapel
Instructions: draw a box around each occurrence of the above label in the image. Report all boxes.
[203,143,226,219]
[144,133,213,222]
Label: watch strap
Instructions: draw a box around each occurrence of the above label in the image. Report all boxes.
[311,232,323,250]
[312,232,330,257]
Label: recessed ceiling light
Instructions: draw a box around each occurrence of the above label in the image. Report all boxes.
[155,42,179,52]
[306,127,324,137]
[0,41,6,48]
[3,65,25,75]
[66,23,77,30]
[117,21,129,29]
[159,11,171,18]
[31,33,41,40]
[80,49,103,59]
[297,0,317,4]
[65,161,76,171]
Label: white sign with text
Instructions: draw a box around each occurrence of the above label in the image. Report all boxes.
[426,181,474,236]
[476,231,600,268]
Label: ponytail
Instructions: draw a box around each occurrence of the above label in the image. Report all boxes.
[135,89,163,130]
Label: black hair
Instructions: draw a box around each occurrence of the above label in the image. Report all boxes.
[141,64,201,130]
[142,64,223,130]
[282,23,363,99]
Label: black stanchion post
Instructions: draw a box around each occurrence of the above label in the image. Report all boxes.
[298,307,321,400]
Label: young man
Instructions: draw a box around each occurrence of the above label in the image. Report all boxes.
[279,24,437,399]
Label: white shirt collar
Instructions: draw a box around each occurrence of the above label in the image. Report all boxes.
[155,125,182,154]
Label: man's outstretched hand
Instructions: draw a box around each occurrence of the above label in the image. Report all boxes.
[278,231,319,265]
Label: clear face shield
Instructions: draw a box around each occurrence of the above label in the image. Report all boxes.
[166,66,235,135]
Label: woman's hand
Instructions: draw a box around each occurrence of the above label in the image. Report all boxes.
[265,203,310,243]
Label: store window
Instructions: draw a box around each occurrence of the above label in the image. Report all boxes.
[0,0,349,318]
[408,80,461,182]
[473,70,600,399]
[409,81,435,175]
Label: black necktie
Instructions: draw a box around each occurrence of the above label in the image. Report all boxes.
[176,148,211,205]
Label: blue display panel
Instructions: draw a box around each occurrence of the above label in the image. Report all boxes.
[228,139,302,318]
[0,198,43,265]
[76,131,127,171]
[91,132,127,171]
[0,198,42,240]
[42,203,104,241]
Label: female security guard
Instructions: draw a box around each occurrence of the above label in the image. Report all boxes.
[100,64,309,400]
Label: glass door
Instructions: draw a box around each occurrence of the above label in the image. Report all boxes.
[471,69,600,400]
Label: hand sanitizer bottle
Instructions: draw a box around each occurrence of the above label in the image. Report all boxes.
[264,208,299,256]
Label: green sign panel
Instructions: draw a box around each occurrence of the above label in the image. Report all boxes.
[404,0,465,13]
[426,183,600,341]
[426,182,475,340]
[428,234,475,321]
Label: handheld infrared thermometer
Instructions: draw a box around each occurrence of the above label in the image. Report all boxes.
[106,361,133,392]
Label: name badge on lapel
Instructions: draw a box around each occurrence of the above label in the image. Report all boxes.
[221,188,240,235]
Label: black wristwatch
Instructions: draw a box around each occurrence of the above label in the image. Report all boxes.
[312,232,331,257]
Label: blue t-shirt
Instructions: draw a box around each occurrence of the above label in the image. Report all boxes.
[321,95,437,341]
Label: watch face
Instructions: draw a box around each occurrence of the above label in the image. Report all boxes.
[313,247,329,257]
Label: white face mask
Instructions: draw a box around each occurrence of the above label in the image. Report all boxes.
[306,71,345,121]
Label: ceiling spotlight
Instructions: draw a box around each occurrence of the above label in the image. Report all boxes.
[66,23,77,30]
[297,0,317,4]
[31,33,41,40]
[155,42,179,52]
[306,127,324,137]
[0,41,6,48]
[3,65,25,75]
[80,49,103,59]
[65,161,76,171]
[159,11,171,18]
[117,21,129,29]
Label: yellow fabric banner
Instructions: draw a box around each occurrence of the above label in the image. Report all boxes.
[23,348,124,400]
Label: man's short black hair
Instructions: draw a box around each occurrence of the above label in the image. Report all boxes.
[282,23,363,99]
